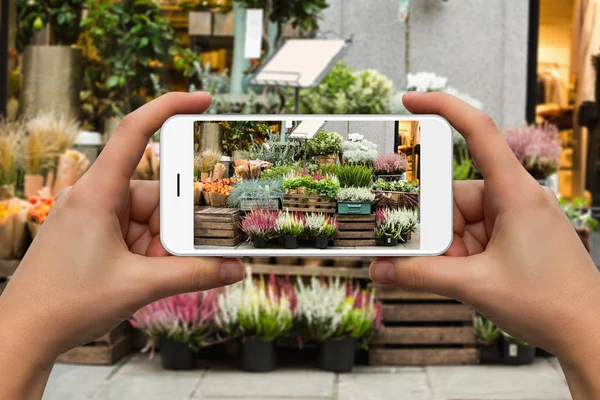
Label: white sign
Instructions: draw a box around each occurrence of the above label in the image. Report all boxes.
[244,9,263,59]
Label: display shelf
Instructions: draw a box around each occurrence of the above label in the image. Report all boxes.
[247,263,370,279]
[0,259,20,278]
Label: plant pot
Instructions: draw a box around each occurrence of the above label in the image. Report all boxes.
[241,338,277,372]
[284,236,298,249]
[400,232,409,243]
[159,338,196,370]
[536,347,555,358]
[314,236,329,249]
[20,46,83,119]
[479,341,502,364]
[315,153,338,167]
[337,202,372,215]
[253,236,268,248]
[319,337,356,373]
[377,236,398,247]
[24,174,45,199]
[0,184,15,200]
[501,339,536,365]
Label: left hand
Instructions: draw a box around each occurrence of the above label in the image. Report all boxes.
[0,92,245,365]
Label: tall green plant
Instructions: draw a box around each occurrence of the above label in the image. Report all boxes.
[453,148,476,180]
[335,165,373,188]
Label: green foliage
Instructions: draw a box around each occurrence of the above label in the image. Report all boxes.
[500,330,532,347]
[227,179,284,208]
[453,148,476,180]
[328,165,373,188]
[16,0,84,52]
[297,62,394,114]
[371,179,419,193]
[244,132,299,166]
[304,213,337,238]
[340,305,378,349]
[219,121,270,154]
[283,176,311,191]
[81,0,177,115]
[305,130,343,157]
[473,315,501,345]
[558,196,599,231]
[336,187,375,203]
[310,178,340,198]
[260,164,296,181]
[276,212,305,237]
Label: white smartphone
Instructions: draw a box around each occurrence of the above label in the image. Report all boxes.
[160,115,453,257]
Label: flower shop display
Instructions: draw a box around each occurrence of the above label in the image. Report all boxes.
[323,165,373,188]
[500,331,536,365]
[305,213,338,249]
[195,149,222,181]
[130,291,220,370]
[295,277,382,372]
[201,178,237,206]
[27,196,56,239]
[241,209,279,248]
[336,187,375,215]
[341,134,378,166]
[243,132,299,167]
[227,179,283,211]
[473,315,502,364]
[219,121,270,157]
[503,122,562,181]
[282,173,339,214]
[276,211,306,249]
[215,275,293,372]
[374,208,417,246]
[233,159,273,180]
[371,179,420,209]
[305,130,343,166]
[373,153,408,181]
[558,196,599,252]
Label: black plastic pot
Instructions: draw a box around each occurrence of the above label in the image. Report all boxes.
[536,347,555,358]
[160,338,196,370]
[314,236,329,249]
[241,338,277,372]
[284,235,298,249]
[400,232,409,243]
[319,337,356,373]
[479,341,502,364]
[253,236,268,248]
[378,236,399,247]
[502,339,536,365]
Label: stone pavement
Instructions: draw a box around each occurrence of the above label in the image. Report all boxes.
[43,353,571,400]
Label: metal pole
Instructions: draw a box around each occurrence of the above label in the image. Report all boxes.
[0,0,10,118]
[525,0,540,124]
[294,86,300,114]
[231,3,250,94]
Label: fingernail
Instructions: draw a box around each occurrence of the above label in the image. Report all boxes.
[220,261,245,284]
[370,260,396,283]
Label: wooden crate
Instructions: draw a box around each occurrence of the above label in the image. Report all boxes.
[334,214,376,247]
[283,194,336,213]
[194,207,242,246]
[0,259,19,279]
[369,285,478,366]
[57,324,132,365]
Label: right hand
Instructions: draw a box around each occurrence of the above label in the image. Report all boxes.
[370,92,600,377]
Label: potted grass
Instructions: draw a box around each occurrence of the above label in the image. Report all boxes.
[276,211,305,249]
[399,208,419,243]
[500,331,536,365]
[373,153,408,182]
[129,291,220,371]
[473,315,502,364]
[374,209,402,246]
[216,275,293,372]
[241,209,279,248]
[295,277,382,373]
[228,179,283,211]
[336,187,375,215]
[305,213,338,249]
[305,130,343,167]
[332,165,373,188]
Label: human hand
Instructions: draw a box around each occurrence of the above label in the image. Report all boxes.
[0,93,245,382]
[370,92,600,397]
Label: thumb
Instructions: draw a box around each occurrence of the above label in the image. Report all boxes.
[370,256,477,300]
[133,256,245,301]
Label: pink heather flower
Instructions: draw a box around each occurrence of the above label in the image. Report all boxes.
[375,209,389,225]
[241,209,278,240]
[374,153,408,175]
[503,122,562,177]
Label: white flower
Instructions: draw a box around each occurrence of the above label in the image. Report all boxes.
[348,133,364,142]
[406,72,448,92]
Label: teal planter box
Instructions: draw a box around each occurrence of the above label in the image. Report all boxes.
[337,202,372,215]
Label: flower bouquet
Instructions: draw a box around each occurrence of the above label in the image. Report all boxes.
[234,159,273,180]
[201,178,237,206]
[52,150,90,196]
[27,196,56,239]
[0,199,30,259]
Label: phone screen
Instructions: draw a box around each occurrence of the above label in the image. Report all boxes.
[193,119,421,251]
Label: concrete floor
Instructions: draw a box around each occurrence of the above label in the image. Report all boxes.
[43,353,571,400]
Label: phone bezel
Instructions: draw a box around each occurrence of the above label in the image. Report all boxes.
[160,114,453,257]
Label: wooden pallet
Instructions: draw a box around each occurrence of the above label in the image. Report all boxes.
[283,194,336,213]
[334,214,376,247]
[194,207,242,246]
[369,284,478,366]
[57,323,132,365]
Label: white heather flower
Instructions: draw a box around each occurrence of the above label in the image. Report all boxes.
[406,72,448,92]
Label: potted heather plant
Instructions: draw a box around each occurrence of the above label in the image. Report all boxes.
[503,122,562,182]
[336,187,375,215]
[500,331,536,365]
[215,275,293,372]
[305,130,343,166]
[373,153,408,181]
[374,208,403,246]
[473,315,502,364]
[558,196,599,252]
[305,213,338,249]
[276,211,305,249]
[241,209,279,248]
[295,277,382,372]
[399,208,419,242]
[341,133,378,166]
[129,291,219,370]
